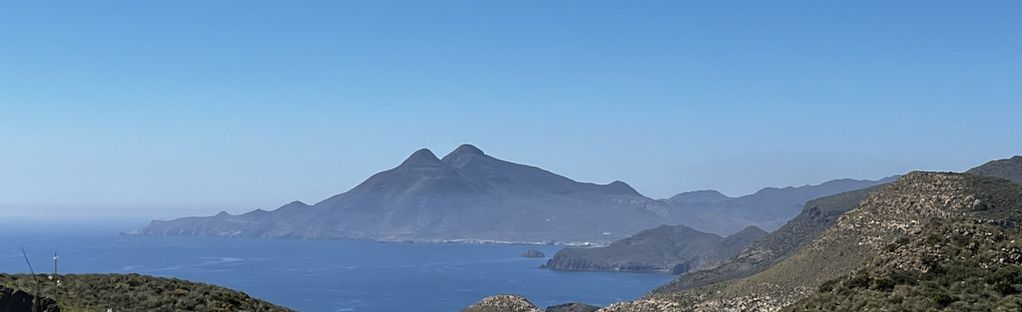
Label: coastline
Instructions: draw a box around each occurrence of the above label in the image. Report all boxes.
[122,231,610,247]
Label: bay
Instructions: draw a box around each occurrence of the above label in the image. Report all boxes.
[0,219,672,311]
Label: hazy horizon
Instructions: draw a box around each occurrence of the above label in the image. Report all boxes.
[2,1,1020,218]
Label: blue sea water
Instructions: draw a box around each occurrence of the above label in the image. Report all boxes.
[0,219,672,312]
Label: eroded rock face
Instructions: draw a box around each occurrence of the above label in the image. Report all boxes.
[0,285,59,312]
[462,295,543,312]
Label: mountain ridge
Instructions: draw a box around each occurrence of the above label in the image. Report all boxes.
[663,176,897,234]
[140,144,897,243]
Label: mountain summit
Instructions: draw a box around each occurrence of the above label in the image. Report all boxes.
[141,145,679,243]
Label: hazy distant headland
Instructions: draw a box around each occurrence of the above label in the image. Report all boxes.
[139,144,891,245]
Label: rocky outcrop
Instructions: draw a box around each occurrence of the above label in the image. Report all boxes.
[462,295,543,312]
[522,250,546,258]
[543,225,767,273]
[0,285,59,312]
[545,303,600,312]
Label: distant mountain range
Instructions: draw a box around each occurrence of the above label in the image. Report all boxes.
[140,144,893,243]
[543,225,767,273]
[664,176,897,234]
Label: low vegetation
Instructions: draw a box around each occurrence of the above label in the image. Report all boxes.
[788,219,1022,311]
[0,273,291,312]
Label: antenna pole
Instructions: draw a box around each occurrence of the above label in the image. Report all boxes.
[20,247,41,312]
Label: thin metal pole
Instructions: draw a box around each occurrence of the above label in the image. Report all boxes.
[20,247,41,312]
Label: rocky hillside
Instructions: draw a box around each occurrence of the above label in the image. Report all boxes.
[664,177,896,235]
[968,155,1022,185]
[0,273,291,312]
[140,144,682,244]
[600,172,1022,311]
[543,225,767,273]
[463,296,600,312]
[654,185,884,292]
[462,295,544,312]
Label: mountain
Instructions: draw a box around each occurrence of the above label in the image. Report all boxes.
[654,184,886,293]
[542,225,767,274]
[598,171,1022,311]
[663,176,898,235]
[967,155,1022,185]
[0,273,292,312]
[141,145,681,243]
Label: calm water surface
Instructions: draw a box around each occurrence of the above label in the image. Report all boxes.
[0,219,672,312]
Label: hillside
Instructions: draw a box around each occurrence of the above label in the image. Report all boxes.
[654,185,884,292]
[600,172,1022,311]
[543,225,767,273]
[785,172,1022,310]
[141,144,680,244]
[664,177,896,235]
[0,274,291,312]
[967,155,1022,185]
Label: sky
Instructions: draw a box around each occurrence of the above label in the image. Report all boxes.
[1,1,1020,218]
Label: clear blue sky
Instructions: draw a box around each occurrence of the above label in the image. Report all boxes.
[1,1,1020,218]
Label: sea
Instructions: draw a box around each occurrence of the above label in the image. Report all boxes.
[0,218,673,312]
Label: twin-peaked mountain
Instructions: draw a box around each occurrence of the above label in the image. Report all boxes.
[142,145,677,243]
[140,145,891,243]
